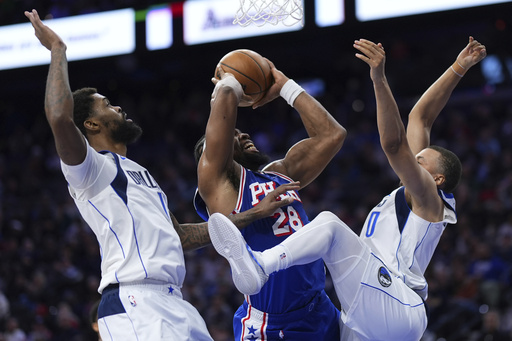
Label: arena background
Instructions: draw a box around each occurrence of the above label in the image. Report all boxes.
[0,1,511,340]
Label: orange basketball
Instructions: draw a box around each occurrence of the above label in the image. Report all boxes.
[215,49,273,107]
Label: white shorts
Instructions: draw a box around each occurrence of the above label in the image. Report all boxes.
[98,280,213,341]
[337,252,428,341]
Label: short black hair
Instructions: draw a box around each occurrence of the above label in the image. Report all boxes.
[194,135,206,164]
[72,87,97,137]
[428,145,462,193]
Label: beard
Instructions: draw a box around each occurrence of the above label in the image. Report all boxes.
[109,119,143,145]
[236,150,270,171]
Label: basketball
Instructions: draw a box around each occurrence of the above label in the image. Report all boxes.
[215,49,273,107]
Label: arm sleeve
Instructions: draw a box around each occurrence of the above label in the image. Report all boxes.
[60,140,115,192]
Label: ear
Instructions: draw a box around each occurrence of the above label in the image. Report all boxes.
[433,174,445,187]
[84,119,100,133]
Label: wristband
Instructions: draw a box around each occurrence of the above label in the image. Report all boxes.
[450,61,466,77]
[280,79,305,107]
[216,75,243,101]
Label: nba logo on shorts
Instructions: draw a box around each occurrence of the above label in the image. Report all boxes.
[377,267,392,287]
[128,295,137,307]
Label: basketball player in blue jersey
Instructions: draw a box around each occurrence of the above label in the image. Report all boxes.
[25,9,295,341]
[195,54,346,339]
[207,37,487,340]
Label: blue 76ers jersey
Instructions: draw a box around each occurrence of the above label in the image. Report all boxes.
[195,166,326,314]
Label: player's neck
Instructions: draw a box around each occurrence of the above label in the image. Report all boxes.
[90,137,127,156]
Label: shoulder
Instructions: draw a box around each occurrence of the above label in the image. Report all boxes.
[261,159,288,177]
[404,186,456,223]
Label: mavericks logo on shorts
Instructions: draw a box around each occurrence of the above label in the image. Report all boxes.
[378,267,392,287]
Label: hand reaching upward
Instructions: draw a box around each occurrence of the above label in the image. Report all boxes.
[456,36,487,70]
[25,9,66,52]
[354,39,386,83]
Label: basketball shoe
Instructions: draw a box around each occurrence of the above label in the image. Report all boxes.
[208,213,268,295]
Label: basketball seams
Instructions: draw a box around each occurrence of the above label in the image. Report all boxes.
[216,49,273,105]
[237,51,270,91]
[220,62,264,95]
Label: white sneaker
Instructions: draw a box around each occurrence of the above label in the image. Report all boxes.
[208,213,268,295]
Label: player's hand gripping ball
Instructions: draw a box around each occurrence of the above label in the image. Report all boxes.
[215,49,274,107]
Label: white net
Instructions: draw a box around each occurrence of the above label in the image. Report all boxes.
[234,0,304,27]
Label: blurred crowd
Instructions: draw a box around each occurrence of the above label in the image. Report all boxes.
[1,1,512,341]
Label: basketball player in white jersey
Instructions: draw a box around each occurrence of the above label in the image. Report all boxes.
[208,37,487,340]
[25,9,295,340]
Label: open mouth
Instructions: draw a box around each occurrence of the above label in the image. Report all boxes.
[244,142,257,152]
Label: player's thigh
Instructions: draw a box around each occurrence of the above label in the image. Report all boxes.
[297,291,340,341]
[269,293,340,341]
[341,255,427,341]
[233,293,340,341]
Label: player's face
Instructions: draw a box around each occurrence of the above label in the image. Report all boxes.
[92,94,142,144]
[233,129,269,171]
[416,148,442,180]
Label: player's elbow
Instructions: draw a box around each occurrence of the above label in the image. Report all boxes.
[408,112,433,131]
[380,135,405,155]
[46,110,75,132]
[329,123,347,151]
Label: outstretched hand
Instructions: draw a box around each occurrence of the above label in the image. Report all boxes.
[252,181,301,217]
[25,9,66,51]
[353,39,386,82]
[456,36,487,69]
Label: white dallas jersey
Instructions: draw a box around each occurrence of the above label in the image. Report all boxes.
[61,141,186,293]
[360,186,456,300]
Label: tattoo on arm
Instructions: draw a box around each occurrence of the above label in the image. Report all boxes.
[170,209,260,251]
[170,213,211,251]
[170,189,287,251]
[229,210,260,229]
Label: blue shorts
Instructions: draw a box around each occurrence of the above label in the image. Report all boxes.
[233,290,340,340]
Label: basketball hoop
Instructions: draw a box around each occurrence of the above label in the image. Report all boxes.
[233,0,304,27]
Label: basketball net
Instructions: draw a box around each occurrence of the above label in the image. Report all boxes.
[233,0,304,27]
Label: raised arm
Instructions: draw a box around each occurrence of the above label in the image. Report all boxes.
[354,39,441,220]
[260,60,346,188]
[174,182,299,250]
[197,68,245,214]
[25,9,86,165]
[406,36,487,154]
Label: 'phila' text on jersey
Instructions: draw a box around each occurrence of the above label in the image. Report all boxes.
[249,181,301,207]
